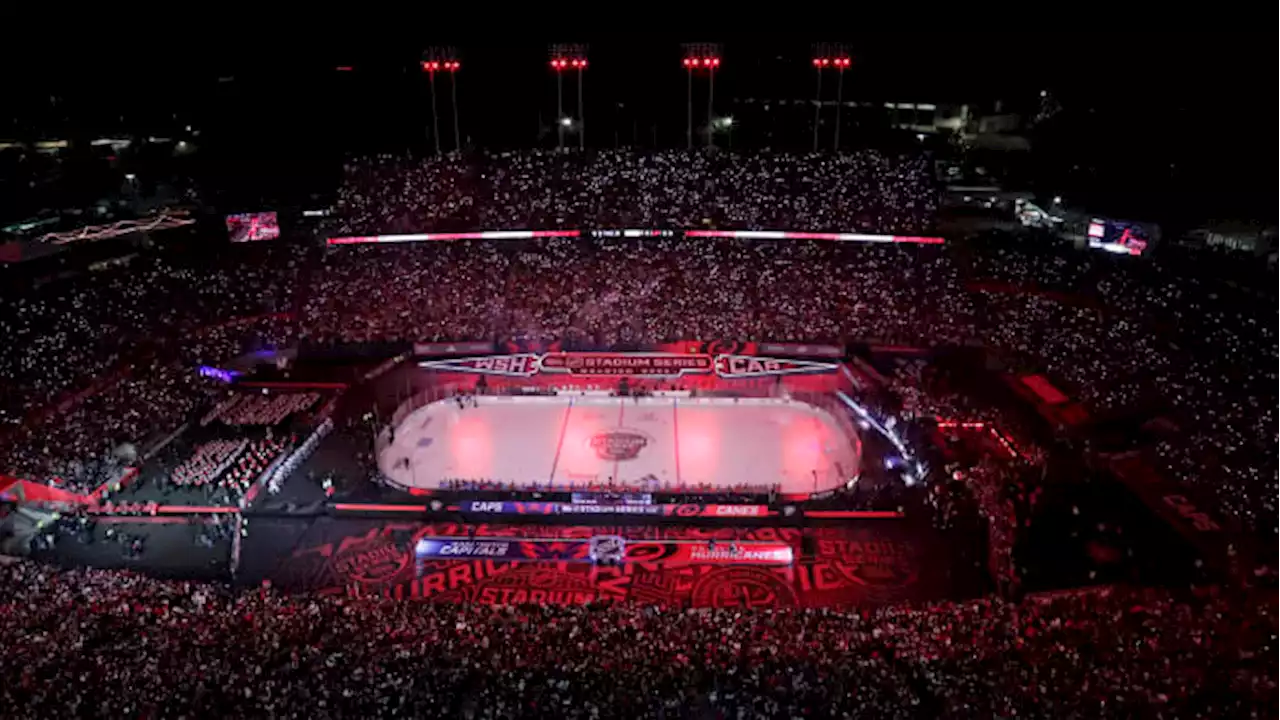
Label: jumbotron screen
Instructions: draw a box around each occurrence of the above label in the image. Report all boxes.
[1087,217,1156,256]
[225,212,281,243]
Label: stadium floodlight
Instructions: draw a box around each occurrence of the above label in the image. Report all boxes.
[681,43,722,149]
[422,47,463,154]
[549,44,588,150]
[811,43,853,152]
[560,117,573,128]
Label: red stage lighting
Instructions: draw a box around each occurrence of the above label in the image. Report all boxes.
[711,57,720,67]
[811,58,821,67]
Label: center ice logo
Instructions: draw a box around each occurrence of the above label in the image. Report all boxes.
[589,429,650,461]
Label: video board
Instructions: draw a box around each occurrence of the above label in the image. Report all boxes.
[1087,217,1157,256]
[226,212,281,243]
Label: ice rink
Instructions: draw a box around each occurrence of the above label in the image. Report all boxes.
[378,395,860,494]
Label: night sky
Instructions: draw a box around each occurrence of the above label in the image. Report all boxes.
[2,30,1275,226]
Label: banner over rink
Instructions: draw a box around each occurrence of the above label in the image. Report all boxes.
[418,352,839,379]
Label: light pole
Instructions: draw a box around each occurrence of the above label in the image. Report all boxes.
[448,60,462,151]
[572,57,587,150]
[421,57,442,155]
[833,56,850,151]
[557,63,565,149]
[549,44,587,151]
[811,58,825,152]
[707,57,718,148]
[423,48,463,154]
[685,59,693,149]
[812,44,852,153]
[681,43,721,150]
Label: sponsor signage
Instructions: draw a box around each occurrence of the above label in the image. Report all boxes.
[420,352,836,379]
[707,504,769,518]
[414,536,793,566]
[461,501,769,518]
[680,544,793,565]
[541,352,713,377]
[419,354,542,377]
[571,492,652,505]
[415,538,524,558]
[461,501,662,516]
[713,355,838,378]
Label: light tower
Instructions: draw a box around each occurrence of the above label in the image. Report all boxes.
[422,47,462,154]
[681,43,722,149]
[549,44,588,150]
[811,43,852,152]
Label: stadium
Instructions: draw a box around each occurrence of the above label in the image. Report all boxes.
[1,36,1276,719]
[209,315,962,609]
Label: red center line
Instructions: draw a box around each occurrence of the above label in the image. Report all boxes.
[810,412,827,495]
[671,398,682,488]
[546,398,575,484]
[611,399,626,484]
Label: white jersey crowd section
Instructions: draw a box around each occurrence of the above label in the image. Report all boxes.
[378,394,860,495]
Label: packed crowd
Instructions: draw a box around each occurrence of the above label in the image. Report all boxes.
[163,435,288,501]
[337,150,938,235]
[169,439,249,488]
[955,458,1031,597]
[0,243,300,492]
[303,237,972,348]
[219,436,288,498]
[0,150,1275,718]
[0,154,1274,537]
[1,559,1273,719]
[202,392,320,427]
[969,236,1278,531]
